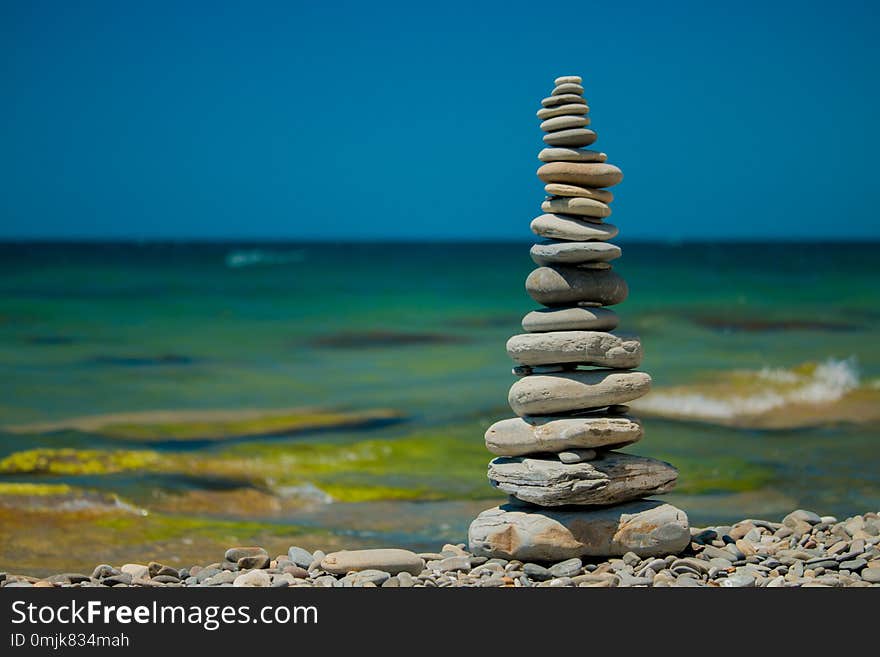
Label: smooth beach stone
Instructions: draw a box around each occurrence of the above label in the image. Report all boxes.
[542,196,611,219]
[538,147,606,163]
[320,549,425,576]
[536,104,590,120]
[233,570,271,587]
[224,547,268,563]
[540,115,591,132]
[525,266,628,306]
[554,75,582,86]
[558,449,597,464]
[530,241,621,266]
[537,162,624,188]
[522,306,619,332]
[543,128,597,147]
[468,500,691,561]
[552,82,585,96]
[530,214,618,242]
[508,370,651,415]
[485,413,643,459]
[541,93,587,108]
[506,331,642,368]
[544,183,614,203]
[488,452,678,506]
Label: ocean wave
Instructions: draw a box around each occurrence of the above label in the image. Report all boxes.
[224,249,306,268]
[633,357,866,424]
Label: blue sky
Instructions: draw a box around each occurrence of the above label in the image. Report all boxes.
[1,0,878,240]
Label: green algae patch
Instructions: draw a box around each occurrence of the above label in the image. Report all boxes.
[90,513,309,545]
[0,482,74,496]
[163,426,491,503]
[0,448,160,475]
[4,407,403,441]
[670,456,777,495]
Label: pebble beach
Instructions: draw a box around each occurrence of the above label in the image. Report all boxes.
[4,510,878,588]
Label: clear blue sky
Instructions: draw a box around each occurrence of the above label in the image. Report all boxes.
[2,0,878,240]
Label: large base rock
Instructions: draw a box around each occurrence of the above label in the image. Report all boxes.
[468,500,690,561]
[488,452,678,506]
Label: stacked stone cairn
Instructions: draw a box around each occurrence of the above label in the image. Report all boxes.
[468,75,691,562]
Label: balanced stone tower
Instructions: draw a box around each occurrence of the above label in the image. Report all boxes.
[468,76,690,562]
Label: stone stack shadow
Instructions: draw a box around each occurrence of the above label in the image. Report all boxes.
[468,75,690,562]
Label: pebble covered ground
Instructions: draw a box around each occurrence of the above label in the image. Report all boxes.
[3,510,878,588]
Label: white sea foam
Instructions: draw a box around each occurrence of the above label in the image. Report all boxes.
[635,357,860,420]
[275,482,333,504]
[225,249,306,268]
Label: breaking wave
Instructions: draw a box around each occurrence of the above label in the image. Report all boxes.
[634,357,861,421]
[225,249,306,268]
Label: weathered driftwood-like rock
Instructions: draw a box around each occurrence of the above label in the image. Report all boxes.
[484,414,643,456]
[508,370,651,416]
[468,500,690,560]
[320,549,425,575]
[506,331,642,368]
[488,452,678,506]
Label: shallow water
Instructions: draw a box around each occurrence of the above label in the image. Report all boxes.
[0,241,877,571]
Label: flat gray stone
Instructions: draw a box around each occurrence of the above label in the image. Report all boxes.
[548,557,583,577]
[321,549,425,575]
[552,82,584,96]
[484,414,643,456]
[525,266,628,306]
[488,451,678,506]
[508,370,651,415]
[537,162,623,188]
[531,214,618,242]
[468,500,690,561]
[352,569,391,586]
[287,546,314,569]
[540,115,590,132]
[536,104,590,120]
[538,147,607,163]
[554,75,582,86]
[522,306,619,332]
[530,241,621,266]
[543,128,597,147]
[541,93,587,108]
[506,331,642,368]
[544,182,613,202]
[541,196,611,219]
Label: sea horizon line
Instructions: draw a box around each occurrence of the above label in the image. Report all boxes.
[1,237,878,245]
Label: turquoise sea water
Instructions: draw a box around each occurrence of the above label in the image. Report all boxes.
[0,241,878,567]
